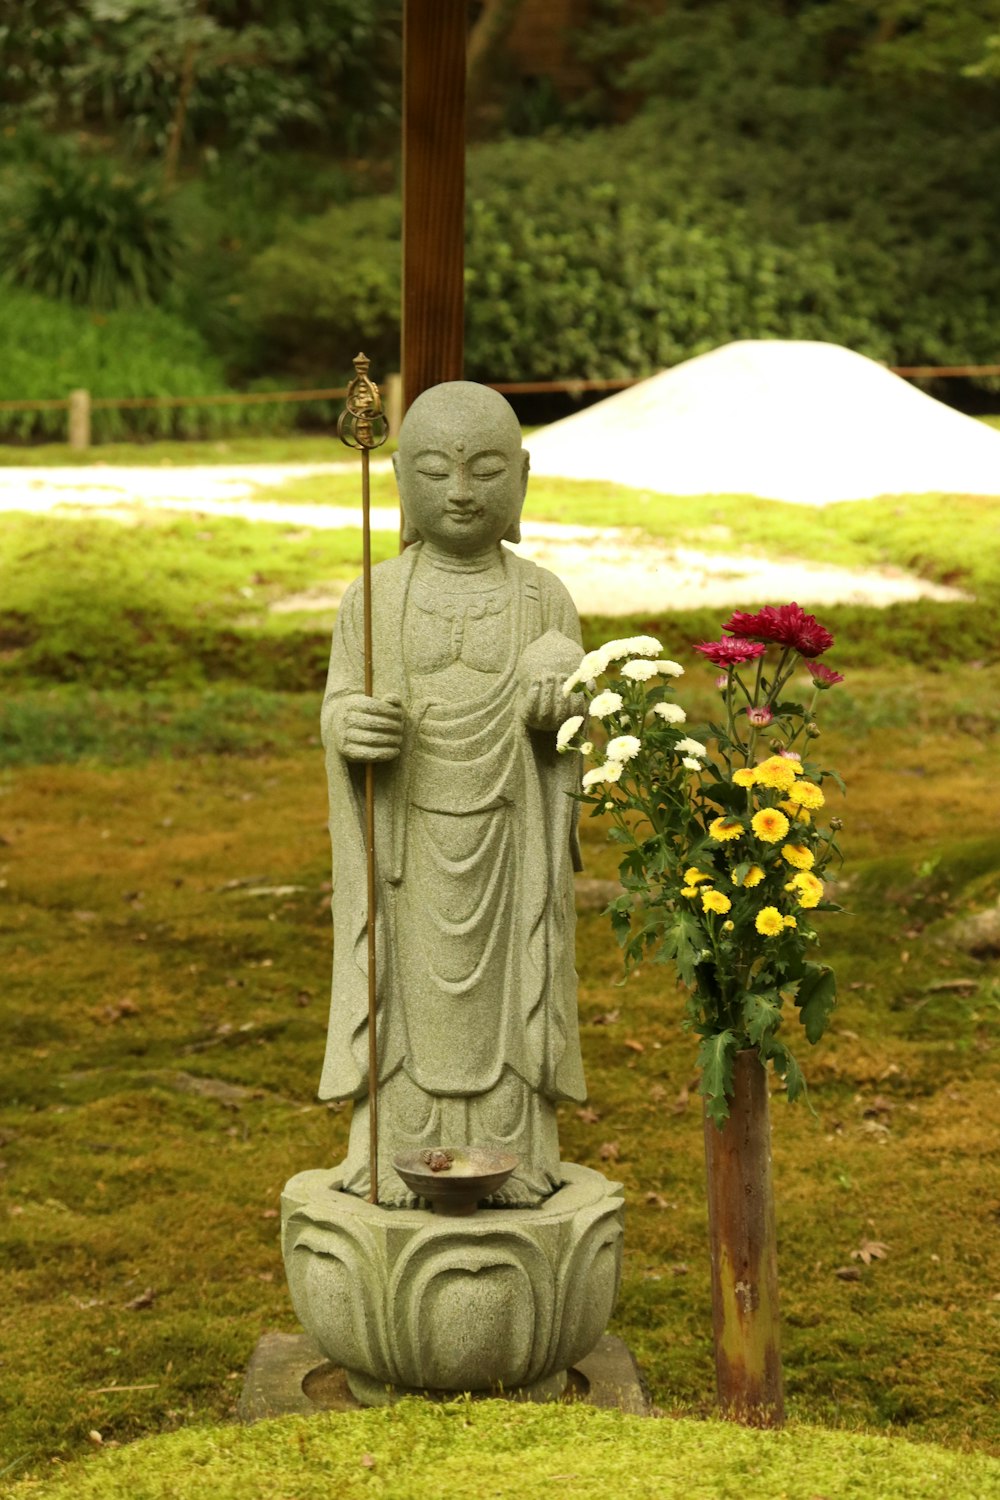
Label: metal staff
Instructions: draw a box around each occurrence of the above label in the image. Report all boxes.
[338,353,389,1204]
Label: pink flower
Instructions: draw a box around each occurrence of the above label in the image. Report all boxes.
[693,638,768,667]
[747,705,773,727]
[722,603,834,659]
[806,661,845,688]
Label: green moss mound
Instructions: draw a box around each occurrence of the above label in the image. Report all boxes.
[19,1404,1000,1500]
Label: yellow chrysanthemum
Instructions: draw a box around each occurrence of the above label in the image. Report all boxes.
[781,843,815,871]
[788,779,825,810]
[722,920,735,932]
[791,871,824,909]
[755,906,784,937]
[680,885,700,899]
[684,867,713,885]
[733,768,756,788]
[701,889,732,915]
[709,816,743,843]
[740,865,765,888]
[755,755,802,791]
[783,914,797,928]
[751,808,790,844]
[779,798,811,826]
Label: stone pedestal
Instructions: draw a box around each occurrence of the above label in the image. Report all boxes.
[281,1162,623,1405]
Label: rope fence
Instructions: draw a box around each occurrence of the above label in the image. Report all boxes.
[0,364,997,449]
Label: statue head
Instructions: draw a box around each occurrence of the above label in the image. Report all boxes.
[393,382,528,553]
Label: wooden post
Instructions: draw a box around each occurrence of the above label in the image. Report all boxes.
[68,389,91,451]
[401,0,466,415]
[385,372,403,440]
[703,1048,785,1427]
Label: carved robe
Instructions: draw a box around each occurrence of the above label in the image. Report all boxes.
[319,542,586,1204]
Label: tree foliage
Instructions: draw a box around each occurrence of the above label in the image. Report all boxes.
[0,0,402,163]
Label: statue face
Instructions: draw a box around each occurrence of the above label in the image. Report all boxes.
[393,383,528,554]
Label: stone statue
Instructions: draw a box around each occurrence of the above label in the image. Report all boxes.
[281,380,624,1404]
[318,381,587,1206]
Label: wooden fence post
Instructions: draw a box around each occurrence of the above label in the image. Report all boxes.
[68,389,91,451]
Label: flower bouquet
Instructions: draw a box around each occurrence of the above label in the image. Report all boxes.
[559,603,845,1128]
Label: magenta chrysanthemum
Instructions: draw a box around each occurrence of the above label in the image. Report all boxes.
[722,603,834,659]
[806,661,845,688]
[693,638,768,667]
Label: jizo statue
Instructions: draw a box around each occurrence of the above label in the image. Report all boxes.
[319,382,588,1206]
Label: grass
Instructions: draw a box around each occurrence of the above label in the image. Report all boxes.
[1,477,999,1490]
[2,483,999,697]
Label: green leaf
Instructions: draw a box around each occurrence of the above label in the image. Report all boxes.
[664,910,705,988]
[742,992,782,1047]
[765,1037,806,1103]
[796,964,837,1044]
[703,780,745,811]
[698,1030,738,1128]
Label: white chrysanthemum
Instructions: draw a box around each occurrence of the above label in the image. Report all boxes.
[682,756,703,771]
[621,658,686,682]
[676,736,708,757]
[652,702,686,724]
[588,690,624,719]
[562,648,604,695]
[597,635,662,666]
[582,761,624,788]
[580,740,593,756]
[620,659,660,682]
[556,714,584,752]
[606,734,641,763]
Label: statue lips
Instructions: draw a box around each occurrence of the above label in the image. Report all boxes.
[443,504,485,524]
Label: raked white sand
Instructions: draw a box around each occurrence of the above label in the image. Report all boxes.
[525,340,1000,504]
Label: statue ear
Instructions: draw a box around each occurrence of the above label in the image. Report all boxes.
[394,451,422,543]
[503,446,528,543]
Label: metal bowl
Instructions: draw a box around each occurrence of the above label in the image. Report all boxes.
[392,1147,519,1216]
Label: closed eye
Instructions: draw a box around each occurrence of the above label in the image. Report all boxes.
[472,468,504,480]
[416,469,449,480]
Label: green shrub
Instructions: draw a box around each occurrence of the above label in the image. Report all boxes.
[245,194,401,377]
[1,153,179,308]
[0,288,305,442]
[243,93,1000,386]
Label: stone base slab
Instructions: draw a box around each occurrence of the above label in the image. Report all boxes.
[238,1330,651,1422]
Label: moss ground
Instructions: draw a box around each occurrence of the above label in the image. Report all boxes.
[11,1405,1000,1500]
[1,477,999,1491]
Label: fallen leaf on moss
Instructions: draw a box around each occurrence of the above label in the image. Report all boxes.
[624,1038,645,1053]
[645,1192,675,1209]
[576,1106,600,1124]
[599,1141,620,1162]
[591,1008,620,1026]
[124,1287,156,1310]
[834,1266,862,1281]
[360,1454,376,1470]
[851,1239,889,1265]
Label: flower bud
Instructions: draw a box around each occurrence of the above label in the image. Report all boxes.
[805,721,820,737]
[830,816,843,831]
[747,705,774,728]
[769,739,784,753]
